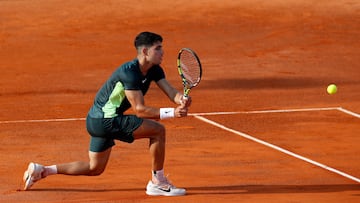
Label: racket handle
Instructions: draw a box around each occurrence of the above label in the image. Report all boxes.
[180,95,189,107]
[183,89,190,99]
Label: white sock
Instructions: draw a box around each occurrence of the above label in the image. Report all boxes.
[152,169,165,182]
[44,165,58,177]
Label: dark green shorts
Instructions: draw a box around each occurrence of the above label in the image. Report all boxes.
[86,115,143,152]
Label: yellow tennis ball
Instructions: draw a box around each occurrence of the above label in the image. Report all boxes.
[327,84,337,95]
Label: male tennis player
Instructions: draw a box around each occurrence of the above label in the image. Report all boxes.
[23,31,191,196]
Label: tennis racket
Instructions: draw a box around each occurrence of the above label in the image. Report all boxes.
[177,48,202,98]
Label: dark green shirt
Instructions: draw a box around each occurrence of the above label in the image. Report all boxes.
[88,59,165,118]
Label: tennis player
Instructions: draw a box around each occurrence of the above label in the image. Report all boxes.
[23,31,191,196]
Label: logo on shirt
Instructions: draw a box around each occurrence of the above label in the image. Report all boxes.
[142,78,147,84]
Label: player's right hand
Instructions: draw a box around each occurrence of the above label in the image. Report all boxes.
[175,105,188,118]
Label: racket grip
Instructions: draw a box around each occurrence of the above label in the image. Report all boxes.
[180,95,188,107]
[183,90,189,99]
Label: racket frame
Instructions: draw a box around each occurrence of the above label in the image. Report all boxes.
[177,48,202,97]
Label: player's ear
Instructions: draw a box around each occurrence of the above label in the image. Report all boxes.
[142,47,149,56]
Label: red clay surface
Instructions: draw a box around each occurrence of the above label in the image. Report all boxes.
[1,0,360,202]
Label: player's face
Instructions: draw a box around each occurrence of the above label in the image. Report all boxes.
[146,41,163,65]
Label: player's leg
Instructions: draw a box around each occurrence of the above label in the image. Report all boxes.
[55,147,112,176]
[23,147,112,190]
[132,119,186,196]
[23,135,114,190]
[132,119,165,171]
[45,135,114,176]
[54,134,114,176]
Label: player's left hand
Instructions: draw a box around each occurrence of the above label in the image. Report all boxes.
[180,96,192,108]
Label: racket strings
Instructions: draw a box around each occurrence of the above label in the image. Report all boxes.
[179,52,201,86]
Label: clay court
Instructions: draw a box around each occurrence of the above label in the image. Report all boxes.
[1,0,360,202]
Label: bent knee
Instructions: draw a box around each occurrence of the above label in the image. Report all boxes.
[156,123,166,135]
[133,120,166,140]
[153,123,165,139]
[88,166,105,176]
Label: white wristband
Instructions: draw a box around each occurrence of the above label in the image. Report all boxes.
[160,108,175,120]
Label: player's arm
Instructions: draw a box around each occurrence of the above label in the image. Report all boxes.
[125,89,187,119]
[156,78,192,107]
[125,90,159,119]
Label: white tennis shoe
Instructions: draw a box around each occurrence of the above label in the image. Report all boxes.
[23,162,45,190]
[146,177,186,196]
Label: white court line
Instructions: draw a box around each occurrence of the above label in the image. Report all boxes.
[189,107,340,116]
[0,118,85,124]
[0,106,358,124]
[337,107,360,118]
[194,115,360,183]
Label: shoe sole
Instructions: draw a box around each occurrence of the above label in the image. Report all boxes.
[23,162,35,190]
[146,190,185,196]
[24,162,44,191]
[146,187,186,196]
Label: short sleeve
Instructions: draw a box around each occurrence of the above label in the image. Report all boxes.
[149,66,165,82]
[119,68,142,90]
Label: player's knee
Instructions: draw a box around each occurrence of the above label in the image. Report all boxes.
[157,123,166,136]
[154,122,165,134]
[154,124,166,142]
[149,121,165,136]
[146,122,165,142]
[88,169,104,176]
[138,120,166,141]
[88,165,105,176]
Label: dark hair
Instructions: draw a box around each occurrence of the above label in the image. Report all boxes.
[134,31,163,49]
